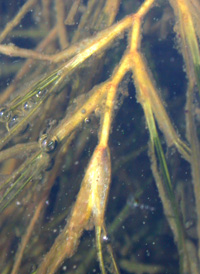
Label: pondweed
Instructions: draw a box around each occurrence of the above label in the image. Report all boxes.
[0,0,200,273]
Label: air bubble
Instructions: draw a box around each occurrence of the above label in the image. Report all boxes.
[36,90,42,98]
[7,115,19,129]
[102,234,111,244]
[23,100,34,111]
[81,108,86,114]
[39,134,57,153]
[0,107,11,122]
[33,89,47,102]
[47,140,57,152]
[84,117,90,124]
[39,134,47,148]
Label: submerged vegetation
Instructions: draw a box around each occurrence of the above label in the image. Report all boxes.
[0,0,200,273]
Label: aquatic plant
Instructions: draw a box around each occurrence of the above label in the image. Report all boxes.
[0,0,200,273]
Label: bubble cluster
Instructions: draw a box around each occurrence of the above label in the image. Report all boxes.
[0,106,23,131]
[0,100,34,132]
